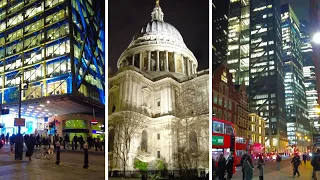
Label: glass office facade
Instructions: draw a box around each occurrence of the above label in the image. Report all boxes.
[281,4,310,147]
[0,0,105,106]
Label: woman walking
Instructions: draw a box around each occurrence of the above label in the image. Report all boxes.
[244,155,254,180]
[257,155,265,180]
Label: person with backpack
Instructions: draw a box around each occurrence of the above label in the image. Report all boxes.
[291,154,301,177]
[276,154,282,170]
[302,153,307,165]
[311,149,320,179]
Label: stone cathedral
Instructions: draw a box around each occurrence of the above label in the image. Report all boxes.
[108,1,209,172]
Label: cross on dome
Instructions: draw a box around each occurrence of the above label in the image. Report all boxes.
[151,0,164,22]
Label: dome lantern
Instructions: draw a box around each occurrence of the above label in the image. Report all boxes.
[151,0,164,22]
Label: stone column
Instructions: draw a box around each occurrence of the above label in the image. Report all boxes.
[186,58,189,76]
[182,56,185,75]
[148,51,151,71]
[165,51,169,71]
[132,54,135,66]
[139,52,143,70]
[191,62,194,75]
[156,50,160,71]
[173,52,176,73]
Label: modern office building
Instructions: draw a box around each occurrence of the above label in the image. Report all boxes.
[301,21,320,131]
[212,0,229,67]
[281,4,310,151]
[227,0,287,153]
[0,0,105,137]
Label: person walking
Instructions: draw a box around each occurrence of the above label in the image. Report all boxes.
[87,135,92,149]
[73,134,78,150]
[26,134,35,161]
[241,153,249,180]
[6,133,9,144]
[303,153,307,165]
[291,154,301,177]
[257,155,265,180]
[79,135,84,150]
[244,155,254,180]
[217,154,226,180]
[64,134,69,150]
[35,134,40,148]
[311,149,320,179]
[276,154,282,170]
[226,151,234,180]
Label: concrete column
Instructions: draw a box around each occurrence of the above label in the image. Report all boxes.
[186,58,189,76]
[156,50,160,71]
[148,51,151,71]
[191,62,194,75]
[165,51,169,71]
[173,52,176,72]
[132,54,135,66]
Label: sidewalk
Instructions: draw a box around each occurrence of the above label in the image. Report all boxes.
[233,163,313,180]
[59,148,105,155]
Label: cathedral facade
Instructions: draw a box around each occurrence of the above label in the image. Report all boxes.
[108,1,209,172]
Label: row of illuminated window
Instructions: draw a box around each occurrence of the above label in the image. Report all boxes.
[0,39,69,60]
[1,25,68,50]
[0,8,67,32]
[3,61,70,87]
[213,94,233,110]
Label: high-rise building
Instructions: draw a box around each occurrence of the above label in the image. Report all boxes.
[0,0,105,135]
[281,4,310,152]
[301,21,319,131]
[212,0,229,67]
[227,0,287,153]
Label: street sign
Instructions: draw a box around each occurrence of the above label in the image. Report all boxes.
[91,119,98,125]
[212,135,224,145]
[14,118,25,127]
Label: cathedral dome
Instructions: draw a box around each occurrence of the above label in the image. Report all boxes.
[117,1,198,77]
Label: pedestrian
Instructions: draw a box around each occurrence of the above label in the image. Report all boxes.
[9,134,15,153]
[257,155,265,180]
[64,134,69,150]
[6,133,9,144]
[276,154,282,170]
[35,134,40,148]
[79,135,84,150]
[241,153,249,180]
[87,135,92,149]
[311,149,320,179]
[291,154,301,177]
[244,155,254,180]
[303,153,307,165]
[226,151,234,180]
[73,134,78,150]
[26,134,35,161]
[218,154,226,180]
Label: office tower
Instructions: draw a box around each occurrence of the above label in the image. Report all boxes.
[281,4,310,152]
[212,0,230,67]
[227,0,287,153]
[0,0,105,134]
[301,21,319,131]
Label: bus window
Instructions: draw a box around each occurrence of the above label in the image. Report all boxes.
[225,124,234,134]
[212,121,223,133]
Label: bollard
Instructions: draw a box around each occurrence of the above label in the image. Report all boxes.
[83,143,89,169]
[55,141,60,165]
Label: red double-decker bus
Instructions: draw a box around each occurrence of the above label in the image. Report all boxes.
[212,118,236,173]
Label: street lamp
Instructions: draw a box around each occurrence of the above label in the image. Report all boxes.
[313,32,320,44]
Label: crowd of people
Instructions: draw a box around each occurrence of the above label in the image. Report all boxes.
[0,132,105,161]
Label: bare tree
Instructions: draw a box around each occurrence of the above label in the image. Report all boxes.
[171,87,209,171]
[109,110,147,175]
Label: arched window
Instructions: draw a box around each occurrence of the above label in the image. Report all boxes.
[141,130,148,152]
[189,131,198,153]
[108,129,115,152]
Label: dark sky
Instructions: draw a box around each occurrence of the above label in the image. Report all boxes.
[281,0,310,22]
[108,0,209,71]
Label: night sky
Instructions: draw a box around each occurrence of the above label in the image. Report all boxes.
[108,0,209,72]
[281,0,310,22]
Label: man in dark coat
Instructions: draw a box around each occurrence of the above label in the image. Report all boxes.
[226,151,234,180]
[26,134,35,161]
[240,153,249,180]
[73,134,78,150]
